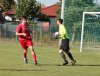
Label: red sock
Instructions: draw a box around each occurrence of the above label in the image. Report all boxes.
[32,54,37,62]
[24,52,27,59]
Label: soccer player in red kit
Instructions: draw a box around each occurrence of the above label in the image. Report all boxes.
[16,16,37,65]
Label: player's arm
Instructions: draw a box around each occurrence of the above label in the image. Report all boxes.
[54,30,65,39]
[16,24,26,36]
[16,32,26,36]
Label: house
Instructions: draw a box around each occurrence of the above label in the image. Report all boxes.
[40,4,58,32]
[41,4,58,17]
[2,4,59,32]
[3,10,16,21]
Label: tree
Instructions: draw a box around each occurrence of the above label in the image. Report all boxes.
[57,0,100,44]
[0,0,15,11]
[16,0,41,20]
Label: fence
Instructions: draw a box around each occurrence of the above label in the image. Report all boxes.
[0,21,58,46]
[0,21,83,47]
[0,22,17,39]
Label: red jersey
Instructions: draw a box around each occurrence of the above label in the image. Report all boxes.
[16,23,32,40]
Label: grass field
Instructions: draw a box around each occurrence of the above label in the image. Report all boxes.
[0,40,100,76]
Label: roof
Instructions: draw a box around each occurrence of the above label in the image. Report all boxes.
[3,10,15,15]
[41,4,58,17]
[3,4,58,17]
[41,5,47,9]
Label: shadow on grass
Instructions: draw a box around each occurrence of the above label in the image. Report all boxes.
[37,64,61,66]
[0,68,47,71]
[37,64,100,67]
[0,64,100,71]
[75,64,100,66]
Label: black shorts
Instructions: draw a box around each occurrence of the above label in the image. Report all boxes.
[60,38,70,52]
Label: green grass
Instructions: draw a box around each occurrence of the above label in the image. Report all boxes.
[0,40,100,76]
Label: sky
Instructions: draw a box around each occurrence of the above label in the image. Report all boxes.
[14,0,59,6]
[36,0,59,6]
[15,0,100,6]
[96,0,100,5]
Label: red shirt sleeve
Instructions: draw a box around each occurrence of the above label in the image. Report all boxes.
[16,24,21,33]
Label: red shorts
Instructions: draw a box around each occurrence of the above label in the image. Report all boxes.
[19,40,33,49]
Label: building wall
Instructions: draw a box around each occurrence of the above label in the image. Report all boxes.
[49,17,58,33]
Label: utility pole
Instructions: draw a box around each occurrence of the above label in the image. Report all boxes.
[59,0,65,46]
[61,0,65,22]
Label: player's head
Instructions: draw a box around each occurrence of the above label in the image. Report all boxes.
[57,19,63,26]
[21,16,27,24]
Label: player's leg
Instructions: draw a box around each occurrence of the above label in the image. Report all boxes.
[23,48,28,64]
[27,40,37,65]
[62,39,76,65]
[66,51,76,65]
[59,49,68,65]
[64,49,76,65]
[29,46,37,65]
[19,40,28,64]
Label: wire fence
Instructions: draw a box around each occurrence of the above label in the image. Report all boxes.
[0,21,83,47]
[0,21,59,46]
[0,22,17,39]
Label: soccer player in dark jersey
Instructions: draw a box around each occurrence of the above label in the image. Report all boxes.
[16,16,37,65]
[56,19,76,65]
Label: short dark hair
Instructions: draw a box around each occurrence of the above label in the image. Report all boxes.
[57,19,63,24]
[22,16,27,19]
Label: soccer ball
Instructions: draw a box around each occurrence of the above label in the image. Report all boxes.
[54,32,59,36]
[53,32,59,39]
